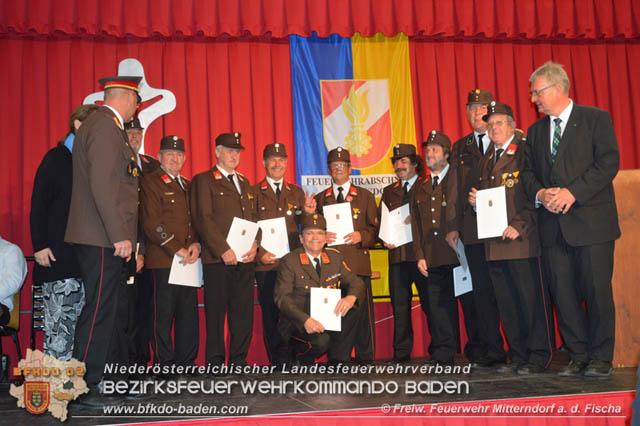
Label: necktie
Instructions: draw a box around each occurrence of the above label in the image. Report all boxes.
[551,118,562,162]
[313,257,321,276]
[495,148,504,164]
[432,175,439,189]
[337,187,345,203]
[228,173,240,194]
[478,133,485,155]
[402,181,409,195]
[274,182,281,199]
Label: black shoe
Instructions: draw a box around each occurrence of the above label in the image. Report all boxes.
[584,360,613,377]
[426,357,453,367]
[471,356,506,369]
[495,363,518,374]
[517,363,545,375]
[557,360,587,377]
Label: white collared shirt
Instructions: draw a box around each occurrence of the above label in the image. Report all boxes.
[332,181,352,199]
[401,173,419,192]
[104,105,125,129]
[429,163,450,182]
[549,100,574,152]
[217,166,242,194]
[266,176,284,195]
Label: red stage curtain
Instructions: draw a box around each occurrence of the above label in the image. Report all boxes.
[409,38,640,171]
[2,0,638,39]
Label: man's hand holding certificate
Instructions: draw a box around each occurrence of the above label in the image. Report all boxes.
[474,186,509,239]
[323,203,354,246]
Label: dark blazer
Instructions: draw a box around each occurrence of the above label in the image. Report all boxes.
[190,165,257,264]
[445,133,485,244]
[474,136,540,261]
[30,144,81,283]
[522,104,621,247]
[379,177,424,264]
[139,168,197,269]
[411,173,459,268]
[253,178,306,272]
[314,185,378,276]
[65,106,139,248]
[274,247,365,336]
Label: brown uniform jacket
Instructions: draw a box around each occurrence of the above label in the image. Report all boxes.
[139,168,197,269]
[274,247,365,336]
[472,136,540,261]
[190,165,258,264]
[314,185,378,276]
[445,133,485,244]
[65,106,139,248]
[411,172,459,268]
[379,177,425,264]
[253,178,306,272]
[140,153,161,175]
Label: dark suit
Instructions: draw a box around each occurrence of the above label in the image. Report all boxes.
[315,184,378,360]
[274,247,365,363]
[253,178,305,365]
[522,103,620,363]
[474,136,552,368]
[191,165,258,366]
[65,106,139,385]
[139,168,198,366]
[446,133,505,362]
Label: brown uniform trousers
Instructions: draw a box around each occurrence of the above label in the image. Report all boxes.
[411,173,459,364]
[65,106,139,385]
[275,247,365,363]
[253,178,305,364]
[473,136,552,368]
[446,133,505,362]
[191,165,258,366]
[380,177,427,360]
[315,185,378,361]
[139,168,199,366]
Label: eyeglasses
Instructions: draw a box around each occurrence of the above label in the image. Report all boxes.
[530,84,554,97]
[487,120,509,128]
[329,163,349,170]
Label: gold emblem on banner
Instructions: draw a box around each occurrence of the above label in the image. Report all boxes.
[342,86,372,156]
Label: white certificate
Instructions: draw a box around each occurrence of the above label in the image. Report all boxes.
[310,287,342,332]
[257,217,290,259]
[168,256,203,287]
[226,217,260,262]
[455,240,469,271]
[379,202,412,247]
[323,203,354,246]
[453,265,473,297]
[476,186,508,239]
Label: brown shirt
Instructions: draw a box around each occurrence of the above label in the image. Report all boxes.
[411,173,459,268]
[379,177,425,264]
[253,178,306,272]
[190,165,258,264]
[139,168,196,269]
[474,136,540,261]
[274,247,365,335]
[314,184,378,276]
[65,106,139,248]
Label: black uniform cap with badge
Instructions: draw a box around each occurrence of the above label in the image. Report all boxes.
[124,117,144,131]
[160,135,185,152]
[327,147,351,164]
[301,214,327,232]
[422,130,452,151]
[466,88,494,105]
[263,142,287,159]
[482,101,514,122]
[99,75,143,103]
[391,143,417,160]
[216,132,245,150]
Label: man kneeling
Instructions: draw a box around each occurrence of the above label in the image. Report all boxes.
[274,214,365,365]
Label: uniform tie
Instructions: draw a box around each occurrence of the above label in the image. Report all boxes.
[478,133,485,155]
[432,175,439,190]
[403,181,409,195]
[313,257,321,276]
[337,187,345,203]
[495,148,504,164]
[274,182,281,199]
[228,173,240,194]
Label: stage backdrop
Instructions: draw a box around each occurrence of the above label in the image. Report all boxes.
[1,0,639,367]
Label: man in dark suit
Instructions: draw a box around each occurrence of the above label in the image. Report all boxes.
[253,143,305,365]
[274,214,365,364]
[522,61,621,377]
[444,89,506,367]
[191,132,258,368]
[469,103,553,375]
[65,76,141,405]
[139,135,200,369]
[379,144,426,363]
[307,147,378,362]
